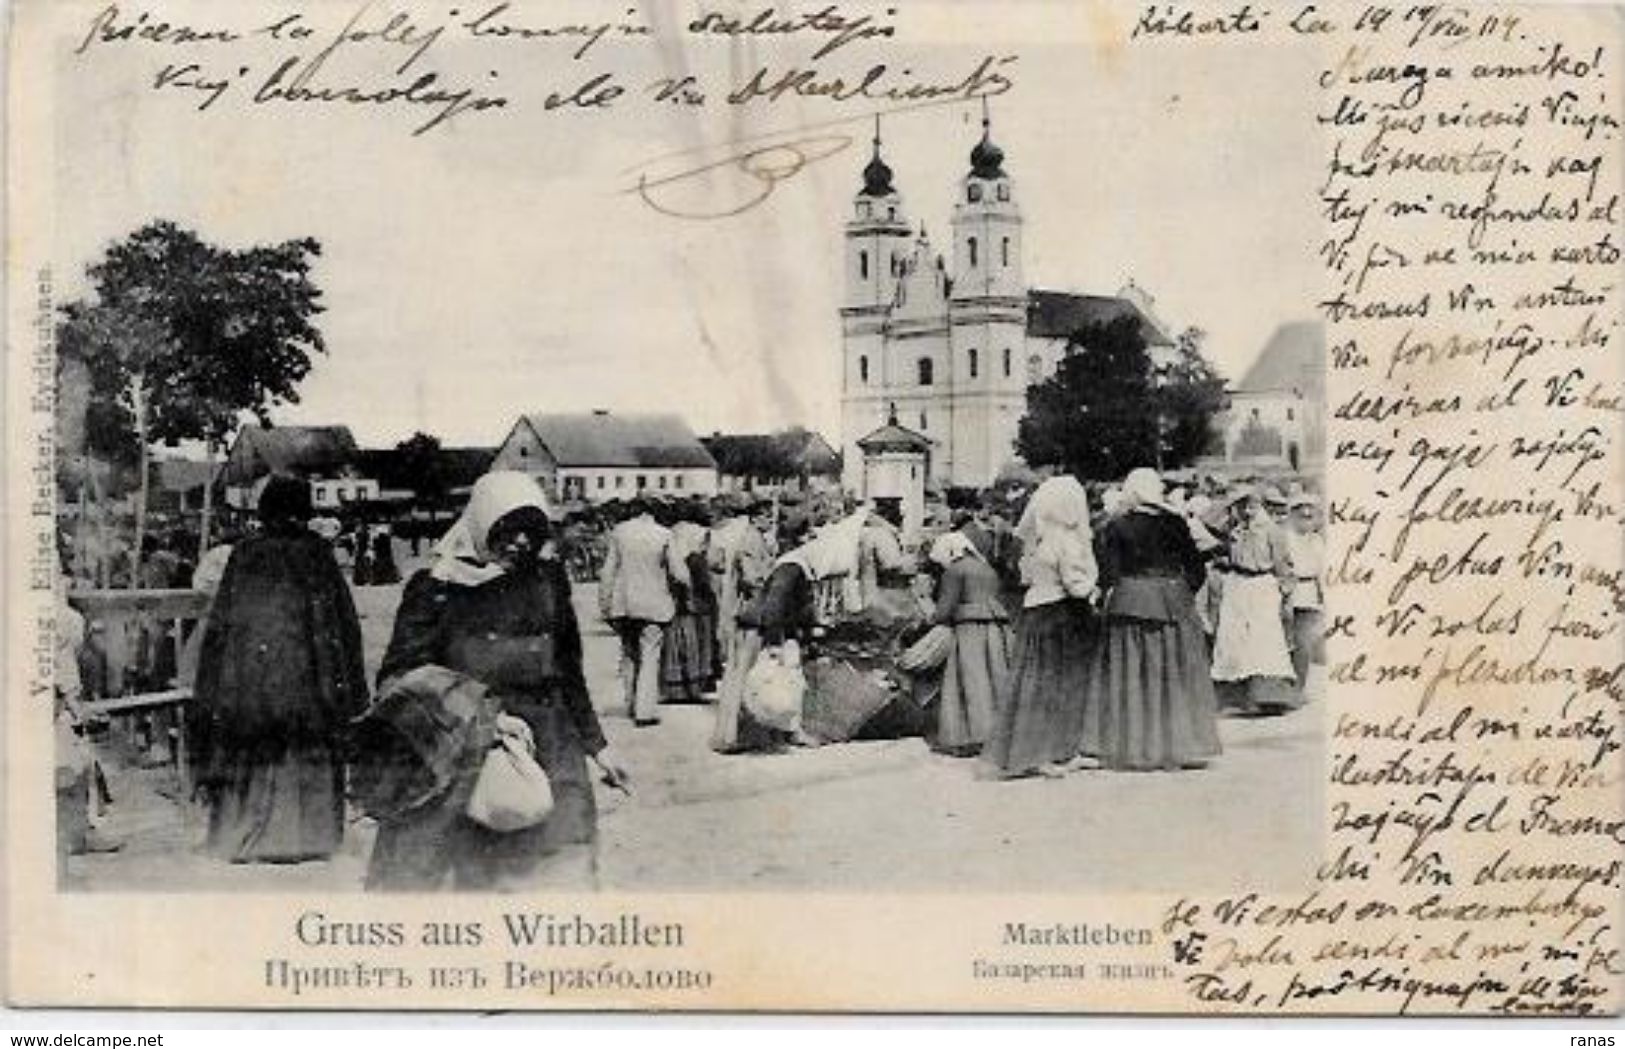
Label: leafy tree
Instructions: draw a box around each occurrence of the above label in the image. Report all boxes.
[58,221,326,580]
[1153,327,1229,467]
[1016,316,1227,481]
[395,431,447,506]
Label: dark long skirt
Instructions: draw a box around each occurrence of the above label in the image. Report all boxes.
[365,693,597,891]
[1083,614,1221,771]
[986,599,1095,775]
[1291,608,1324,695]
[660,612,718,701]
[934,621,1011,756]
[206,740,345,863]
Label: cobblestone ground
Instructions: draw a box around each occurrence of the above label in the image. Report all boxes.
[65,567,1322,894]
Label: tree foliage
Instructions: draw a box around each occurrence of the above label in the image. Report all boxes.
[57,220,327,578]
[706,427,838,483]
[394,430,447,503]
[58,221,327,452]
[1016,316,1227,481]
[1156,327,1230,466]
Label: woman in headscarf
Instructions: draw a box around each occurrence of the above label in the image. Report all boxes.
[1210,487,1299,714]
[1083,468,1221,771]
[660,500,719,703]
[192,475,367,863]
[986,475,1099,779]
[709,510,865,752]
[366,471,628,890]
[927,529,1012,757]
[707,495,775,670]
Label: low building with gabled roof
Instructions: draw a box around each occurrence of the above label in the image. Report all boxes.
[490,410,718,503]
[701,428,841,496]
[1211,321,1326,475]
[221,424,379,511]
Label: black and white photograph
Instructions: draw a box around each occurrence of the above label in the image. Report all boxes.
[10,0,1625,1021]
[41,4,1332,900]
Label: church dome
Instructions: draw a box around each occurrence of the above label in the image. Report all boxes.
[969,130,1006,180]
[861,151,895,197]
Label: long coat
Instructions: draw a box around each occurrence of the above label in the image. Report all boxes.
[193,528,367,767]
[191,526,368,862]
[367,559,607,890]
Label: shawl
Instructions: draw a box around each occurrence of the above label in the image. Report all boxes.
[431,471,555,587]
[777,509,870,616]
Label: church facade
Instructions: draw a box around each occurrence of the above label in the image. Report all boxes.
[838,116,1174,491]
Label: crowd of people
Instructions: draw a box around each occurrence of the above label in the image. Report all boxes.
[54,463,1324,889]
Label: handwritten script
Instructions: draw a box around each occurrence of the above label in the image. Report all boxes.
[1136,1,1622,1016]
[68,0,1016,215]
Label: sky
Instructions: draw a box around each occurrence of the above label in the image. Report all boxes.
[50,0,1324,450]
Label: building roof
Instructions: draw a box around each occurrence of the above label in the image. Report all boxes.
[1027,289,1173,346]
[222,425,359,485]
[857,418,932,454]
[1235,321,1325,395]
[519,412,717,469]
[702,430,841,478]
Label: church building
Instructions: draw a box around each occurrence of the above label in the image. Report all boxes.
[839,112,1174,491]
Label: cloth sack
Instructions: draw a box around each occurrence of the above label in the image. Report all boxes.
[896,624,954,672]
[465,719,554,832]
[349,665,501,823]
[800,657,897,743]
[744,643,807,732]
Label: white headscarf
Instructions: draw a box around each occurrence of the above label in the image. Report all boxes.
[778,508,870,615]
[1016,476,1091,550]
[778,509,867,582]
[1121,467,1168,511]
[1016,476,1094,591]
[431,471,555,586]
[929,531,979,569]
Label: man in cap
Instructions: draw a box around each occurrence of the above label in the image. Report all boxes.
[1284,492,1325,700]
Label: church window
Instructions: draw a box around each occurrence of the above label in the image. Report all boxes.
[1001,237,1010,267]
[858,201,872,218]
[918,357,934,386]
[659,475,668,490]
[968,348,979,378]
[859,250,869,280]
[1002,348,1012,377]
[675,475,685,490]
[1026,354,1043,383]
[887,206,896,219]
[637,474,648,489]
[967,237,978,268]
[997,183,1010,202]
[968,183,982,203]
[920,411,929,430]
[859,355,869,383]
[596,476,605,490]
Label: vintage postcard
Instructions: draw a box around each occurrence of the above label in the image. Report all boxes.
[4,0,1621,1015]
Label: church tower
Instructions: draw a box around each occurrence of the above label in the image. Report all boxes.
[947,105,1028,487]
[839,121,914,491]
